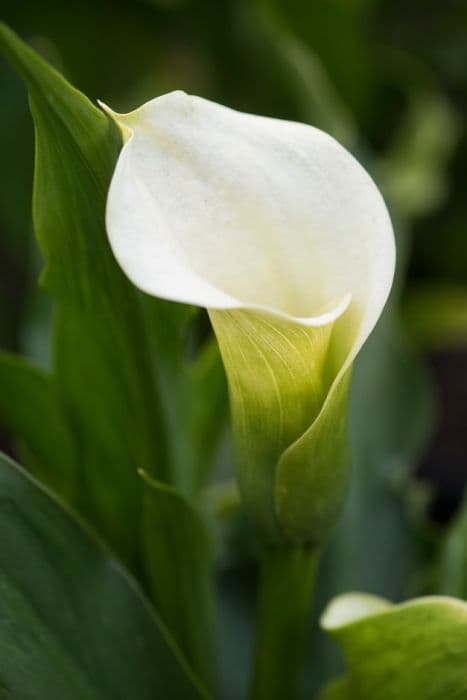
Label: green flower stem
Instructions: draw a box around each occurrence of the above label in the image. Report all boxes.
[250,544,320,700]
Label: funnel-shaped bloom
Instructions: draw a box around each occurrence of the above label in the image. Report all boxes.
[102,92,395,544]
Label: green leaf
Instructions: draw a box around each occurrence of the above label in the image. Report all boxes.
[0,450,207,699]
[0,351,76,499]
[52,307,150,560]
[140,473,217,692]
[0,22,170,564]
[0,22,121,308]
[320,592,467,699]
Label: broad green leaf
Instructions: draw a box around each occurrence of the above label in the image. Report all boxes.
[0,450,207,700]
[320,592,467,699]
[52,307,148,561]
[52,270,224,562]
[0,351,76,499]
[0,23,170,565]
[0,22,122,308]
[141,473,217,692]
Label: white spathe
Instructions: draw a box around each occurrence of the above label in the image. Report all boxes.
[102,91,395,371]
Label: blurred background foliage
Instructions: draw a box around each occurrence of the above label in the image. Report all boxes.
[0,1,466,697]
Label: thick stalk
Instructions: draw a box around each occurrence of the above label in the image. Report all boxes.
[250,545,320,700]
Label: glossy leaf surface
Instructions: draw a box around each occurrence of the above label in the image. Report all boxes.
[0,451,207,700]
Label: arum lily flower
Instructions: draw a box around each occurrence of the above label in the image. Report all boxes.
[102,91,395,545]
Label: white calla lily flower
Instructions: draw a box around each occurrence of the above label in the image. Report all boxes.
[102,91,395,544]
